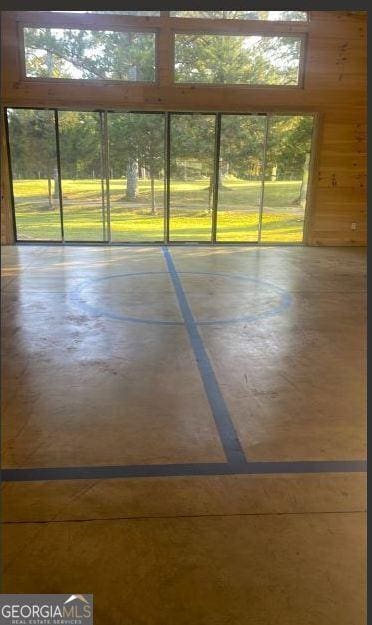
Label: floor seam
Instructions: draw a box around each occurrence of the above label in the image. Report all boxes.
[2,509,366,525]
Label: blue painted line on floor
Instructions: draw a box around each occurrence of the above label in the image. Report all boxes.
[3,248,366,484]
[162,247,247,468]
[69,271,184,325]
[176,271,292,325]
[1,460,366,482]
[69,270,292,325]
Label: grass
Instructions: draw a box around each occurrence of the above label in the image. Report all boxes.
[12,178,306,242]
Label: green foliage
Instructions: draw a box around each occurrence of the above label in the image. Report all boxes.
[24,24,301,86]
[265,116,313,180]
[7,109,56,178]
[170,115,215,180]
[220,116,266,180]
[59,111,103,179]
[8,109,313,186]
[108,114,164,177]
[24,27,155,81]
[174,34,301,85]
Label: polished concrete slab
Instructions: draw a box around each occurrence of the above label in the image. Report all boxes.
[170,247,366,461]
[1,244,366,623]
[2,473,366,523]
[2,245,366,467]
[2,320,226,467]
[3,513,366,625]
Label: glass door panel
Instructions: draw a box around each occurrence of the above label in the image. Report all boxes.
[108,113,165,242]
[7,108,62,241]
[59,111,106,241]
[217,115,266,242]
[169,114,216,241]
[261,115,314,242]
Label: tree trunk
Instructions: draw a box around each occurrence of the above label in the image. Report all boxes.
[126,160,138,201]
[218,161,225,187]
[292,153,310,206]
[299,153,310,207]
[218,159,226,187]
[208,174,214,212]
[150,175,156,215]
[207,165,224,212]
[47,177,53,210]
[53,167,59,200]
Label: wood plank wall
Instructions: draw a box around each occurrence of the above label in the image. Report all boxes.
[0,10,366,245]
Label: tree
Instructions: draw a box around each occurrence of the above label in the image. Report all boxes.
[24,28,156,201]
[170,114,216,212]
[24,28,155,81]
[7,109,58,209]
[174,33,301,86]
[108,113,164,212]
[220,115,266,181]
[265,116,313,182]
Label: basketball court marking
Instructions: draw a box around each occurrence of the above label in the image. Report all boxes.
[2,247,366,482]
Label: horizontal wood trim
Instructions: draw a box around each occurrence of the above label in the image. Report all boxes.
[11,11,311,35]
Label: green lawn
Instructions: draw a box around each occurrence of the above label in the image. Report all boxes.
[12,178,306,242]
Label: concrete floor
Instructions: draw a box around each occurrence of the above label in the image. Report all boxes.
[1,245,366,624]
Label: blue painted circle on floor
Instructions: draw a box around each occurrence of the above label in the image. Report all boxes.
[70,271,292,325]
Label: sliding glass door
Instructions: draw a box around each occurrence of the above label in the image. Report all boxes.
[261,115,314,243]
[169,114,216,242]
[6,108,62,241]
[7,108,314,244]
[58,111,107,242]
[217,115,266,242]
[107,112,165,242]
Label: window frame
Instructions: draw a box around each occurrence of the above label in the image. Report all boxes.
[15,11,310,89]
[18,19,160,86]
[5,105,318,246]
[51,10,309,23]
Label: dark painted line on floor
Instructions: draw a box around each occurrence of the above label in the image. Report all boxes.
[1,460,366,482]
[162,246,247,467]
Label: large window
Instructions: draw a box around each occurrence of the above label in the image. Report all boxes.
[21,17,307,88]
[7,109,314,244]
[23,27,156,81]
[174,34,303,86]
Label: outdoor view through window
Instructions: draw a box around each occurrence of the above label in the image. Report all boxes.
[7,109,313,243]
[12,11,311,243]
